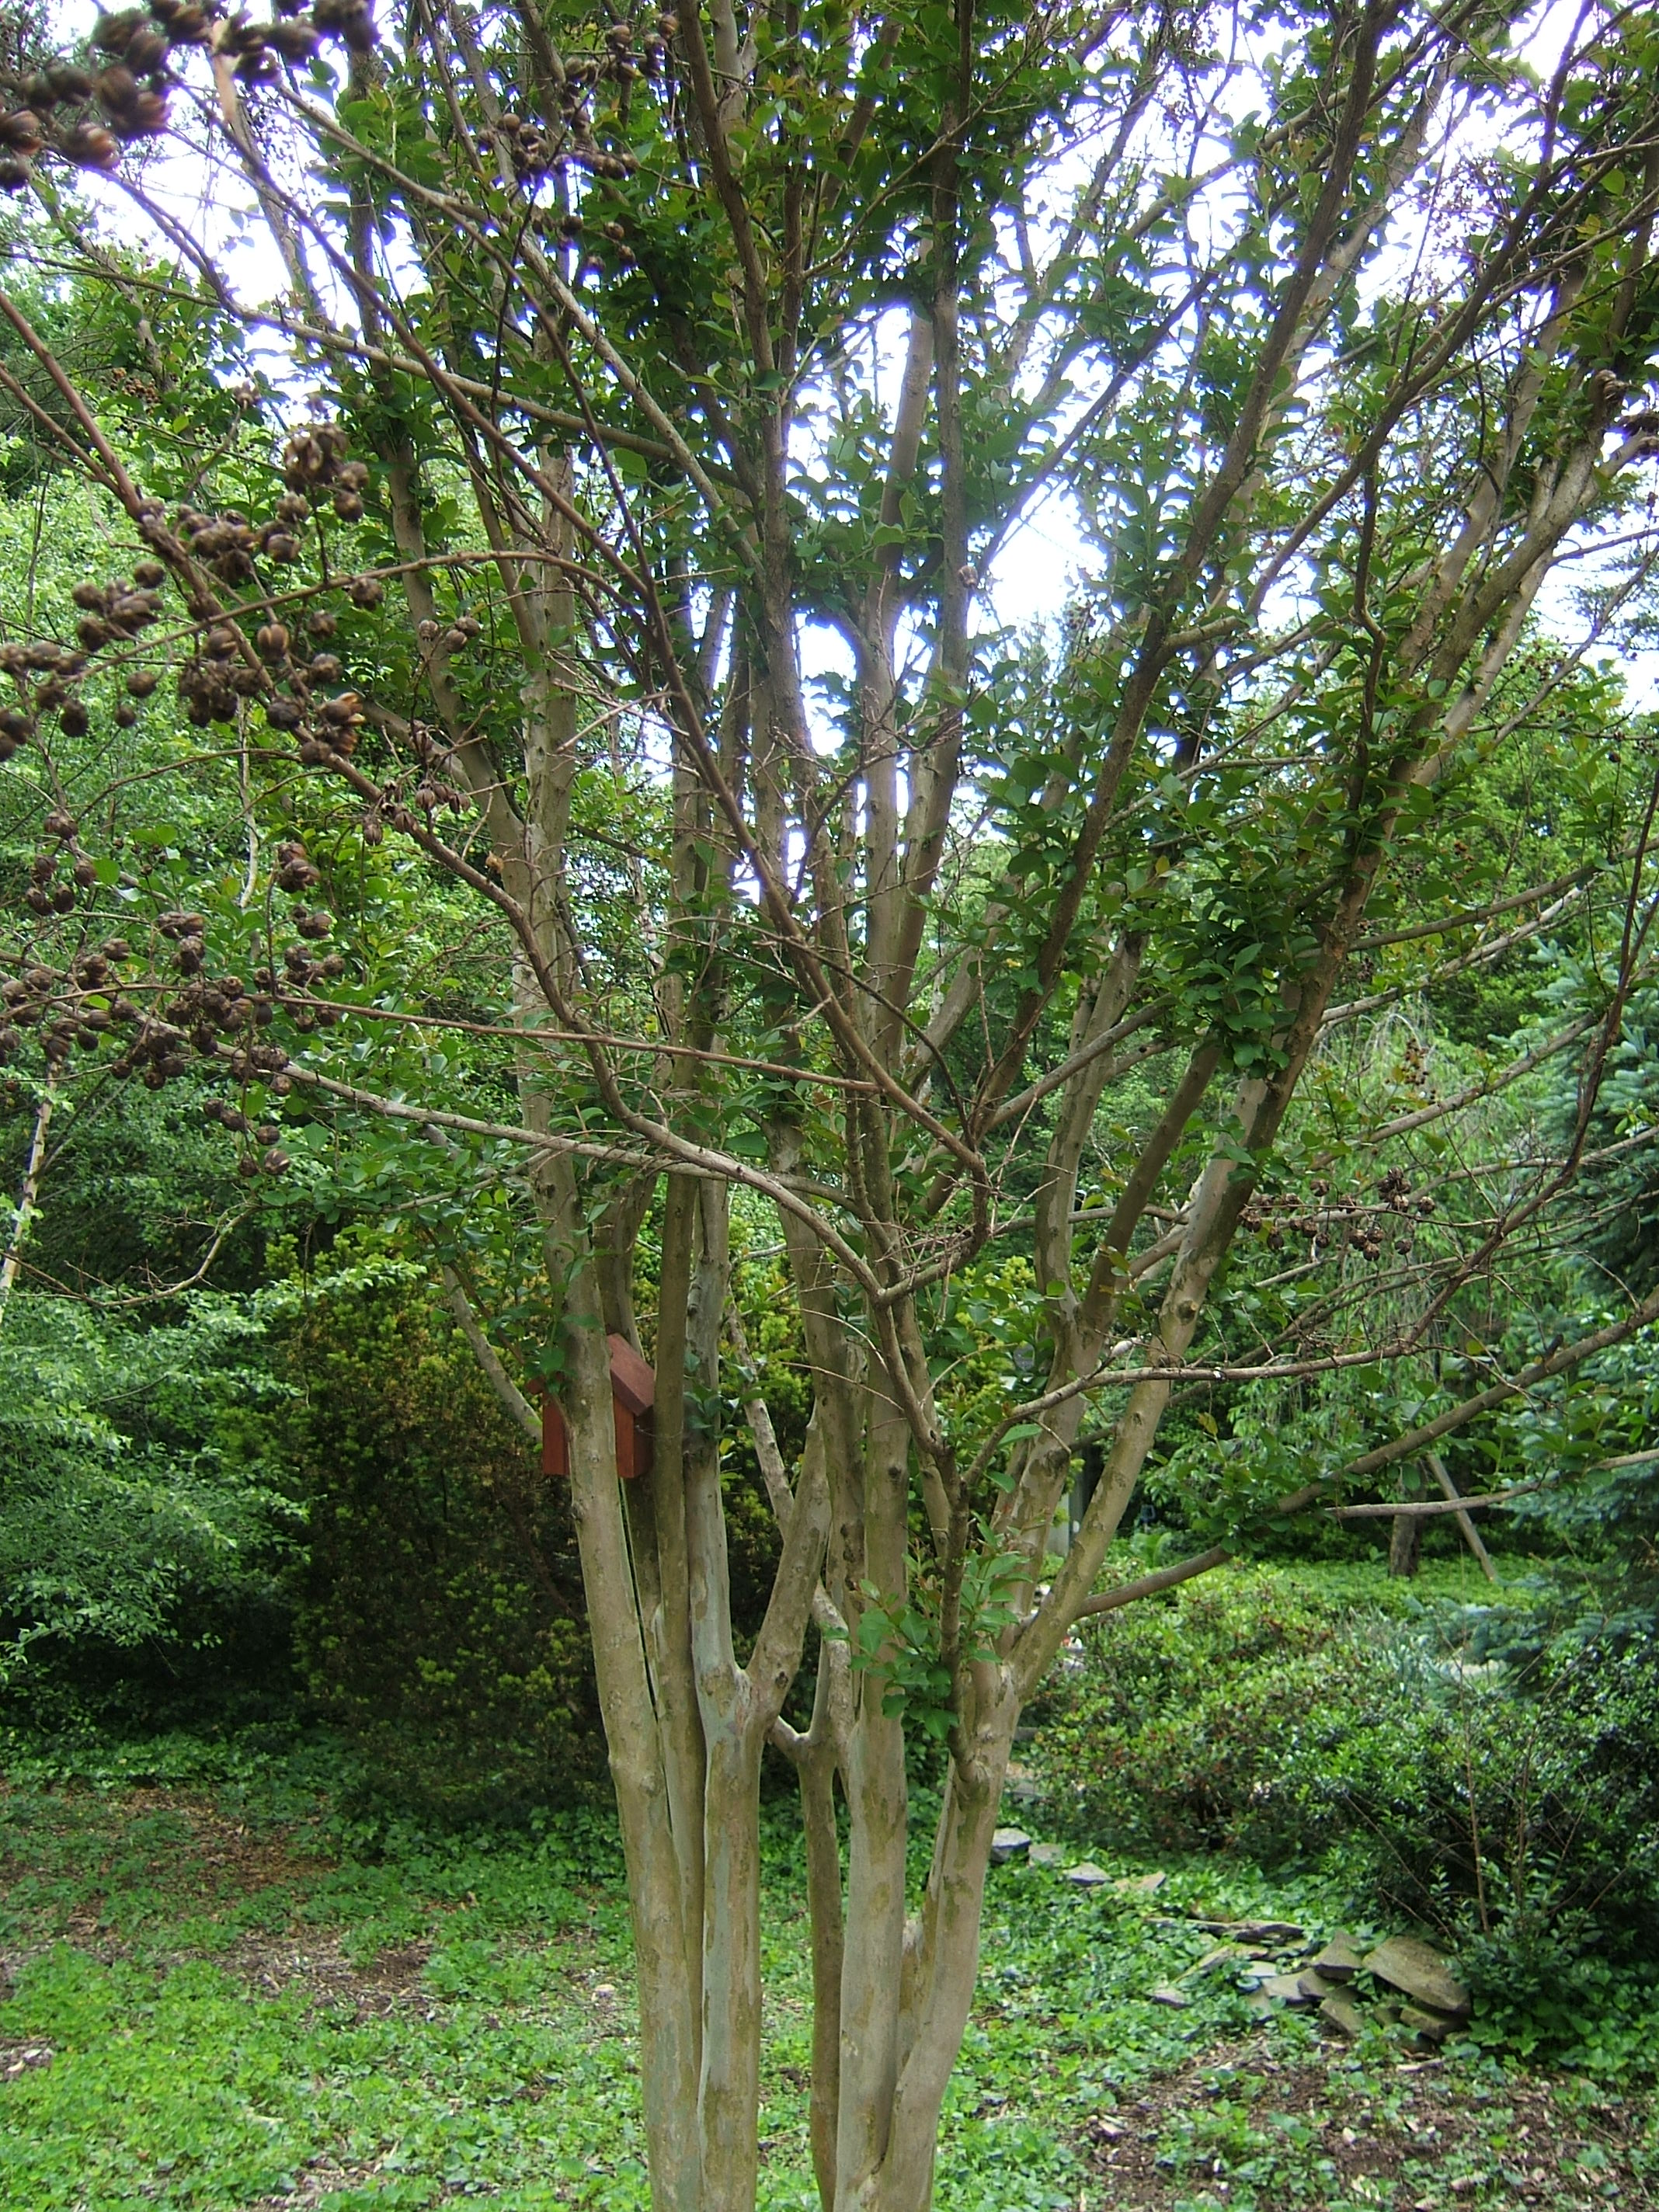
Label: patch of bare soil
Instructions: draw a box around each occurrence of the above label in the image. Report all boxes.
[226,1931,438,2019]
[1085,2035,1656,2211]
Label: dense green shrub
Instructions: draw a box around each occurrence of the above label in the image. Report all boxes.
[1032,1563,1659,1970]
[0,1290,299,1734]
[282,1259,601,1815]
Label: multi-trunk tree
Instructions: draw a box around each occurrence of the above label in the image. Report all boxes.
[5,0,1659,2205]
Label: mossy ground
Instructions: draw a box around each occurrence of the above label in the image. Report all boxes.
[1,1744,1653,2212]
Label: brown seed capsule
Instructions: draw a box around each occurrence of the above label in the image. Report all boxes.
[264,697,304,731]
[346,576,383,609]
[103,938,131,961]
[59,701,90,736]
[92,11,149,55]
[95,62,142,116]
[0,708,32,742]
[308,653,342,683]
[72,857,98,887]
[63,121,120,170]
[0,110,44,158]
[0,158,29,192]
[268,19,318,59]
[124,26,169,71]
[308,608,337,638]
[262,533,300,563]
[126,667,158,697]
[44,61,95,100]
[331,488,363,522]
[133,559,165,588]
[52,885,76,913]
[77,617,111,651]
[115,703,137,728]
[256,622,290,661]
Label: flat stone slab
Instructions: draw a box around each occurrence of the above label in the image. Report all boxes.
[1147,1983,1190,2008]
[1400,2002,1461,2043]
[1064,1861,1111,1887]
[1311,1932,1365,1981]
[1363,1936,1469,2019]
[1113,1870,1167,1895]
[1320,1994,1368,2037]
[990,1828,1031,1862]
[1028,1842,1066,1868]
[1262,1973,1313,2004]
[1193,1943,1251,1974]
[1296,1969,1342,2002]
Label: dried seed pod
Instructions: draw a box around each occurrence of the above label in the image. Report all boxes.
[44,810,76,841]
[124,26,169,71]
[25,885,51,915]
[263,532,300,563]
[331,488,363,522]
[0,708,32,743]
[93,10,150,54]
[115,702,137,728]
[72,857,98,888]
[133,559,165,588]
[294,909,332,940]
[0,105,47,155]
[126,667,158,697]
[63,118,121,169]
[308,652,342,682]
[77,617,112,651]
[274,841,319,892]
[52,885,76,913]
[95,61,142,113]
[44,61,96,99]
[308,609,337,638]
[72,582,107,610]
[346,576,383,608]
[256,621,290,661]
[58,700,90,736]
[268,19,318,59]
[0,158,29,192]
[264,697,304,731]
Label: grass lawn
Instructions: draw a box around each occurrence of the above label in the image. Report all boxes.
[0,1739,1654,2212]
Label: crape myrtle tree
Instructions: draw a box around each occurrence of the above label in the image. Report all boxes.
[5,0,1659,2202]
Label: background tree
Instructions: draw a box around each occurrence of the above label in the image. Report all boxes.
[5,2,1659,2209]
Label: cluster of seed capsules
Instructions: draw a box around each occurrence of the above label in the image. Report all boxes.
[0,0,377,188]
[1241,1172,1438,1262]
[488,16,664,188]
[0,830,357,1178]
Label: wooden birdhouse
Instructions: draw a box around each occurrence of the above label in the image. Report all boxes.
[541,1333,656,1482]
